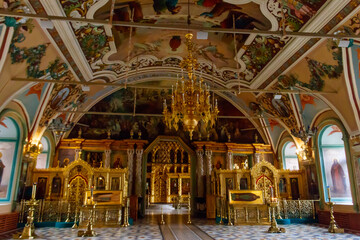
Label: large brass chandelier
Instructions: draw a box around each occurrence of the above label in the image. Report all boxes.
[163,33,219,140]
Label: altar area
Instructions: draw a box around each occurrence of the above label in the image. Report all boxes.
[15,135,318,229]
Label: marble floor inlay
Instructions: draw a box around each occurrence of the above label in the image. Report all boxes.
[2,206,360,240]
[195,221,360,240]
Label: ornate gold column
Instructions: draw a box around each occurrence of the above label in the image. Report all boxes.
[196,149,205,197]
[127,149,135,196]
[205,150,212,195]
[135,149,144,196]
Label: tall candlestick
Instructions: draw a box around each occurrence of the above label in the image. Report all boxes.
[270,186,274,199]
[31,182,37,199]
[327,186,331,200]
[91,185,94,198]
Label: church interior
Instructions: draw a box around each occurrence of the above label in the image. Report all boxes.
[1,0,360,239]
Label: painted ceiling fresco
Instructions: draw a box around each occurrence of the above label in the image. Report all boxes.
[68,87,262,144]
[26,0,330,86]
[2,0,360,149]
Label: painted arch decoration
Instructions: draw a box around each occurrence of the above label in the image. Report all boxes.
[29,0,332,87]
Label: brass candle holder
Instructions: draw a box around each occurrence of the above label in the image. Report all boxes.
[72,206,79,229]
[267,199,286,233]
[78,201,97,237]
[186,194,192,224]
[218,197,223,225]
[121,198,130,227]
[227,203,233,226]
[14,183,39,239]
[65,202,71,222]
[160,206,165,225]
[327,200,344,233]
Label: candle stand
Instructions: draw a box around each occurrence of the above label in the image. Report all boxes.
[267,201,285,233]
[121,198,130,227]
[78,202,97,237]
[327,200,344,233]
[14,183,39,239]
[160,206,165,225]
[186,194,192,224]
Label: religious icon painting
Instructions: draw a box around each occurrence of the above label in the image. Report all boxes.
[0,117,19,201]
[97,176,106,190]
[51,175,62,197]
[279,178,287,194]
[36,177,47,199]
[322,148,352,200]
[226,178,234,194]
[240,178,248,190]
[0,142,16,199]
[170,178,178,195]
[290,178,300,200]
[319,125,352,203]
[111,177,120,190]
[182,178,190,195]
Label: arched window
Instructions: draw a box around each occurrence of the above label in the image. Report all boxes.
[0,117,20,201]
[36,137,50,169]
[319,125,352,204]
[282,141,299,170]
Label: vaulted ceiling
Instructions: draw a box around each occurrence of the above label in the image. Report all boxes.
[1,0,360,151]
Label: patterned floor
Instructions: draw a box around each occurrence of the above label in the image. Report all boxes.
[2,206,360,240]
[3,221,360,240]
[145,204,188,216]
[195,222,360,240]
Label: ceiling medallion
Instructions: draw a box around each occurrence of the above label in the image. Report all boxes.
[163,33,219,140]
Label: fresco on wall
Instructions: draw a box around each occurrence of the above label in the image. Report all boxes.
[14,83,49,128]
[68,88,262,144]
[263,118,284,150]
[278,40,343,91]
[294,94,329,128]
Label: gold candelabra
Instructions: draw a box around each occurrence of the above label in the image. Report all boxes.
[218,197,223,225]
[65,202,71,222]
[163,33,219,140]
[326,187,344,233]
[121,198,130,227]
[14,183,39,239]
[72,205,79,229]
[78,200,97,237]
[267,199,286,233]
[160,206,165,225]
[187,194,192,224]
[227,203,233,226]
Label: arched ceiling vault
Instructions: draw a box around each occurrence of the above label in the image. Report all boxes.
[1,0,360,148]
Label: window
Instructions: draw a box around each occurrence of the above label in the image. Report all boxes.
[0,117,20,201]
[36,137,50,169]
[282,141,299,170]
[319,125,352,204]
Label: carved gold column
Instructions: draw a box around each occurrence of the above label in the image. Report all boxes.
[196,149,204,197]
[135,149,144,196]
[205,150,212,195]
[127,149,135,196]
